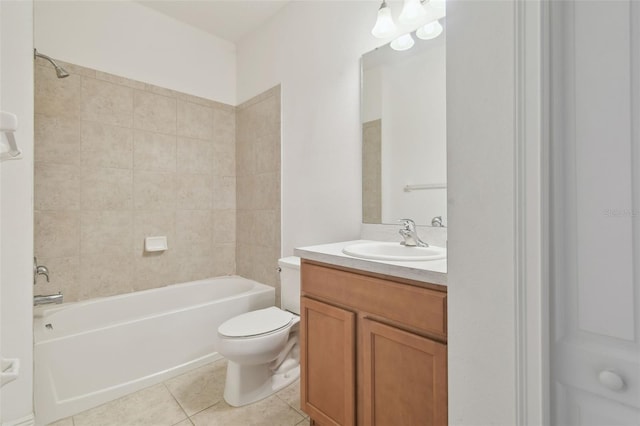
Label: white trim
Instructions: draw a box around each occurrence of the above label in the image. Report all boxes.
[2,414,35,426]
[515,0,548,424]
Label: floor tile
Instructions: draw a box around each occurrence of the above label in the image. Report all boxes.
[73,383,187,426]
[190,394,304,426]
[276,379,307,417]
[47,417,74,426]
[296,418,311,426]
[173,419,193,426]
[165,359,227,416]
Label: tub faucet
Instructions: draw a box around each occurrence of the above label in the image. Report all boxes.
[398,219,429,247]
[34,292,63,306]
[34,257,50,284]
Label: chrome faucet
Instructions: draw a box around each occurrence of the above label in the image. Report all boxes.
[431,216,444,227]
[34,257,50,284]
[398,219,429,247]
[34,292,63,306]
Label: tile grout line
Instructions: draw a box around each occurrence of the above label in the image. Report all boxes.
[162,382,191,424]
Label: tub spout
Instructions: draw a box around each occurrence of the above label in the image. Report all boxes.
[34,292,63,306]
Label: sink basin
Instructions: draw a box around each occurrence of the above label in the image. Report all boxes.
[342,242,446,262]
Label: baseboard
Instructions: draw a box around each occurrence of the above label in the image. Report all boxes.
[2,413,35,426]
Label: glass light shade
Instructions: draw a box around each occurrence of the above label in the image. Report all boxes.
[431,0,446,11]
[371,2,397,38]
[390,33,415,51]
[399,0,427,25]
[416,20,443,40]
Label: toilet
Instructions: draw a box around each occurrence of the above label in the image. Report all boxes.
[217,256,301,407]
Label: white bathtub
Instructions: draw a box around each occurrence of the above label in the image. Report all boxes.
[34,276,274,425]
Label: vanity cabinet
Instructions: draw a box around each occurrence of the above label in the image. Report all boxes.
[300,260,448,426]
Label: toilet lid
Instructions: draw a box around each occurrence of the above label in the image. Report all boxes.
[218,307,294,338]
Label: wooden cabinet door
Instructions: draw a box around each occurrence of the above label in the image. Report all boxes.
[361,318,447,426]
[301,296,356,426]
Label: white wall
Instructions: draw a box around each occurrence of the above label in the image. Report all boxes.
[447,0,518,424]
[34,0,236,104]
[0,0,35,423]
[237,1,383,256]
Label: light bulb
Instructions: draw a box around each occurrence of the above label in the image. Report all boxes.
[371,1,397,39]
[399,0,427,25]
[416,20,443,40]
[390,33,415,51]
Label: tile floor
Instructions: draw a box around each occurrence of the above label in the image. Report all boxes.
[48,359,309,426]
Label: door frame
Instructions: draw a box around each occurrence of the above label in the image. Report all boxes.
[514,0,550,424]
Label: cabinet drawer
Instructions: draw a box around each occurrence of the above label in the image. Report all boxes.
[302,262,447,338]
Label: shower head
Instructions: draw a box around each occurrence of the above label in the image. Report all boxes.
[34,49,70,78]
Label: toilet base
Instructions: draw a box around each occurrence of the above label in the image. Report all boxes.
[223,361,300,407]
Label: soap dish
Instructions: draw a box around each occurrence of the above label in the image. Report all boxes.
[145,236,168,252]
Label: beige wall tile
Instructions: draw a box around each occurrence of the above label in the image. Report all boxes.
[253,209,279,249]
[213,107,235,146]
[133,210,176,253]
[176,92,215,109]
[212,138,235,177]
[174,255,215,283]
[81,121,133,169]
[80,210,133,256]
[235,142,253,178]
[133,130,176,172]
[81,77,133,127]
[35,65,81,119]
[82,167,133,210]
[78,254,134,299]
[177,173,213,210]
[133,171,176,211]
[34,211,80,258]
[212,243,236,277]
[177,136,213,173]
[35,162,80,211]
[95,70,146,90]
[212,210,236,244]
[254,132,280,174]
[33,256,80,302]
[177,100,213,140]
[34,115,81,165]
[212,176,236,210]
[235,210,253,245]
[133,251,177,291]
[133,91,177,135]
[144,84,179,99]
[175,210,212,257]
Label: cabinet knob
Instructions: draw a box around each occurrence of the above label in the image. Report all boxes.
[598,370,625,391]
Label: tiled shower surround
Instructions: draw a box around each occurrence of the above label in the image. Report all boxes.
[34,58,281,302]
[236,87,282,298]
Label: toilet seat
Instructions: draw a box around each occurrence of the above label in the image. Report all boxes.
[219,307,294,338]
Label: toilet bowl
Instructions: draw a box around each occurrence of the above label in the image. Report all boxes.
[217,256,301,407]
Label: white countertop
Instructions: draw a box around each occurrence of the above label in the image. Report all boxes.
[294,240,447,286]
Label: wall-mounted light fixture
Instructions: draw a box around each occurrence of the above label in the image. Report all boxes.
[371,1,397,38]
[371,0,446,51]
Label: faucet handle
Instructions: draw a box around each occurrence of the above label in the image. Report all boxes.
[398,218,417,231]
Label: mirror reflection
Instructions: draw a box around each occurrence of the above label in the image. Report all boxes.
[361,26,446,226]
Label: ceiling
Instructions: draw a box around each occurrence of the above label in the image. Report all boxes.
[137,0,291,43]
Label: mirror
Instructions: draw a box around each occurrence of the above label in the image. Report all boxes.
[361,25,446,226]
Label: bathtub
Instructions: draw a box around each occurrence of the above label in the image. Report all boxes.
[34,276,274,425]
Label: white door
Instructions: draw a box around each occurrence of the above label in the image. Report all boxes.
[550,0,640,424]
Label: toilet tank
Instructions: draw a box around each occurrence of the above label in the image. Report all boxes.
[278,256,301,314]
